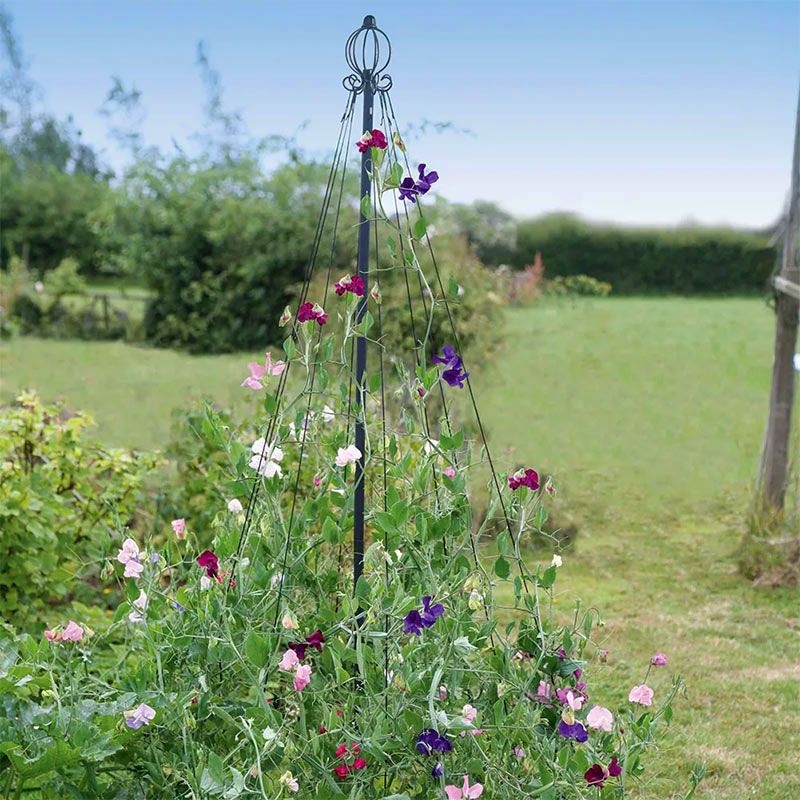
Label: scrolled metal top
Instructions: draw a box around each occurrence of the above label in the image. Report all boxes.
[343,15,392,94]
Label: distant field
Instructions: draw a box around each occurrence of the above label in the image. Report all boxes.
[1,297,797,798]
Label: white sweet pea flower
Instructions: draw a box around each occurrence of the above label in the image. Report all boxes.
[551,554,563,568]
[335,444,362,467]
[249,438,284,478]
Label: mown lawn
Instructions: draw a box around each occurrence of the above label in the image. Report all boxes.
[1,297,797,798]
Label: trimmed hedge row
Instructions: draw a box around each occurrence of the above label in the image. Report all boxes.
[511,215,776,294]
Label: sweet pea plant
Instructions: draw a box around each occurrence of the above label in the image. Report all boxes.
[0,130,697,800]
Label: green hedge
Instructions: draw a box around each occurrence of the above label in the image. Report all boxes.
[512,214,775,294]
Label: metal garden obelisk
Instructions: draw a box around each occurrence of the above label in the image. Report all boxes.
[344,16,392,594]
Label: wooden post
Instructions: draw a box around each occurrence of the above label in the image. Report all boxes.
[762,82,800,508]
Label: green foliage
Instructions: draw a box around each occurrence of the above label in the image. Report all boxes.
[0,153,111,276]
[109,154,355,353]
[0,392,159,627]
[546,274,612,297]
[512,214,774,293]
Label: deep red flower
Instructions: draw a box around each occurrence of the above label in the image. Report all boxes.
[356,128,388,153]
[319,724,326,734]
[351,757,366,770]
[585,764,607,788]
[197,550,218,578]
[333,764,350,780]
[306,629,326,652]
[508,468,540,491]
[608,757,621,778]
[335,743,348,759]
[297,302,315,322]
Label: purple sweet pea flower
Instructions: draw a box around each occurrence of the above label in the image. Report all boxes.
[416,729,453,756]
[404,609,425,636]
[415,163,439,195]
[399,177,419,203]
[432,345,469,389]
[123,703,156,730]
[171,600,186,613]
[421,596,445,627]
[432,763,444,778]
[558,720,588,743]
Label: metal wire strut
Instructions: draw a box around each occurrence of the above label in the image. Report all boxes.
[346,15,393,596]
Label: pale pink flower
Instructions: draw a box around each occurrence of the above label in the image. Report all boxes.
[227,498,243,513]
[278,649,300,671]
[282,613,298,630]
[461,704,478,723]
[116,538,140,565]
[628,684,654,706]
[565,690,583,711]
[439,685,447,700]
[335,444,362,467]
[513,747,526,758]
[536,681,551,699]
[128,590,148,623]
[586,705,614,732]
[280,771,299,792]
[61,620,84,642]
[293,664,312,692]
[124,560,145,579]
[651,652,668,666]
[171,518,185,538]
[445,774,483,799]
[44,628,61,642]
[200,575,212,590]
[444,466,456,479]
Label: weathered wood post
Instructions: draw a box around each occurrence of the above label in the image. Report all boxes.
[762,82,800,508]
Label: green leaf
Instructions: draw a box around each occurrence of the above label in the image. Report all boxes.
[322,517,343,546]
[263,392,277,415]
[0,740,80,778]
[355,575,371,601]
[440,430,464,451]
[283,336,296,359]
[360,193,372,219]
[368,372,382,393]
[449,274,459,298]
[390,162,403,186]
[413,218,426,240]
[245,631,269,668]
[494,556,511,579]
[534,506,548,529]
[539,565,557,588]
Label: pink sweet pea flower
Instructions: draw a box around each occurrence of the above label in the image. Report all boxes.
[61,620,84,642]
[628,684,654,706]
[293,664,312,692]
[537,680,552,700]
[651,652,668,666]
[445,774,483,799]
[278,649,300,671]
[335,445,362,467]
[241,362,265,390]
[171,518,185,538]
[461,704,478,723]
[513,747,526,758]
[444,466,456,479]
[586,705,614,732]
[227,498,243,513]
[124,560,145,579]
[128,590,148,623]
[44,628,61,642]
[117,538,140,565]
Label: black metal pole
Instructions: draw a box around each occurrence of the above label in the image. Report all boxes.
[353,68,373,595]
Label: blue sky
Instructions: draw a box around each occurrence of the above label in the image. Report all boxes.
[5,0,799,227]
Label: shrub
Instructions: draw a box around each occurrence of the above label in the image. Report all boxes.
[107,154,355,354]
[0,392,160,627]
[512,214,774,294]
[0,157,110,277]
[546,274,612,298]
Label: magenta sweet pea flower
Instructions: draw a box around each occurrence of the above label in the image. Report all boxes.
[651,652,668,666]
[508,468,539,491]
[197,550,219,579]
[334,274,366,297]
[356,128,387,152]
[297,302,327,326]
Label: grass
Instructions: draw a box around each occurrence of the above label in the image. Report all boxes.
[1,296,798,797]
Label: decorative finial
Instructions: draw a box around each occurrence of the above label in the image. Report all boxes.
[343,15,392,94]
